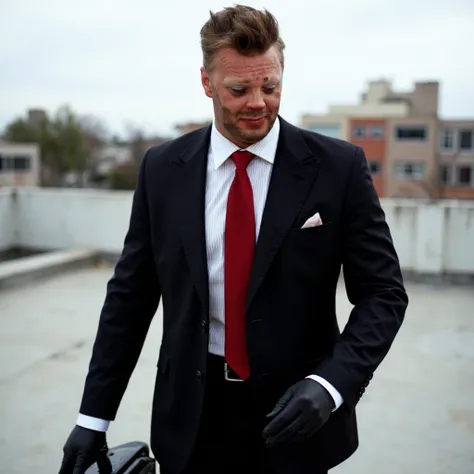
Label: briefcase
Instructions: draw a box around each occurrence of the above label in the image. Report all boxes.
[85,441,156,474]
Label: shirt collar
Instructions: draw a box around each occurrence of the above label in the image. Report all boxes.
[209,117,280,169]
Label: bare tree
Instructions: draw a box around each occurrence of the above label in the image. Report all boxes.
[78,115,109,186]
[122,123,147,169]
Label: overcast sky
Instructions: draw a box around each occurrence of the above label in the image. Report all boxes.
[1,0,473,137]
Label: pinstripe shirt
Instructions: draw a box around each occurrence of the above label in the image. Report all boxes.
[206,118,280,357]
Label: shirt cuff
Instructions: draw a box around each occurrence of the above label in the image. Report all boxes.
[305,375,344,412]
[76,414,110,432]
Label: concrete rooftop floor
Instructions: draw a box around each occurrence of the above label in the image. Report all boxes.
[1,264,474,474]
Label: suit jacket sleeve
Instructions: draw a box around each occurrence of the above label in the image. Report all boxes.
[79,149,161,420]
[314,146,408,409]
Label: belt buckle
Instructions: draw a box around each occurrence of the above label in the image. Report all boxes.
[224,363,243,382]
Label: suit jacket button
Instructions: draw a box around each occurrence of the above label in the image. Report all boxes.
[196,370,203,380]
[200,320,208,332]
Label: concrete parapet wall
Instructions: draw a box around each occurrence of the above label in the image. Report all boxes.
[1,187,473,279]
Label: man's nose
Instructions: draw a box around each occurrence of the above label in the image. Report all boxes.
[246,91,266,109]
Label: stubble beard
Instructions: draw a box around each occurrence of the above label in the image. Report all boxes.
[222,105,279,147]
[211,86,279,147]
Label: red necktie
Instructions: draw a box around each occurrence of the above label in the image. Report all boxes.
[224,150,255,380]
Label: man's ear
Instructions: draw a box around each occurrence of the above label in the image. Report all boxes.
[201,67,213,98]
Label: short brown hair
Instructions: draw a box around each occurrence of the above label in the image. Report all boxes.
[200,4,285,70]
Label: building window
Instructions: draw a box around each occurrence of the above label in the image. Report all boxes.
[439,164,451,185]
[395,126,427,141]
[368,160,382,175]
[394,162,425,179]
[439,129,455,152]
[0,154,13,172]
[370,126,384,138]
[0,155,8,172]
[0,154,31,173]
[13,155,31,171]
[457,166,473,186]
[459,129,473,152]
[353,126,365,138]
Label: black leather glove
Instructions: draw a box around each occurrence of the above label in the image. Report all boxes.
[262,379,335,447]
[58,425,112,474]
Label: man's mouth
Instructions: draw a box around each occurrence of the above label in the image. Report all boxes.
[240,116,267,124]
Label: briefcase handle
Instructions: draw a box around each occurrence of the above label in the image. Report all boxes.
[96,445,113,474]
[86,441,155,474]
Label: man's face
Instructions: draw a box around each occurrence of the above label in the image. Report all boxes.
[201,46,282,148]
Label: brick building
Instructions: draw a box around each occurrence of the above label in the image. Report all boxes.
[300,80,474,200]
[349,118,387,197]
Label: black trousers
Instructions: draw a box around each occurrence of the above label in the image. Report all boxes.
[179,354,329,474]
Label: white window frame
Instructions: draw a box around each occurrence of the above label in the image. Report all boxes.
[370,126,384,138]
[439,128,456,154]
[394,161,425,180]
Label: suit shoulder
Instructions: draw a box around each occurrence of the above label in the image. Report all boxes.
[296,125,361,164]
[144,126,210,167]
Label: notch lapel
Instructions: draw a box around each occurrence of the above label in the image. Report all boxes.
[247,118,321,309]
[172,126,211,315]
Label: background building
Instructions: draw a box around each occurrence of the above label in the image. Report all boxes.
[0,141,40,187]
[299,114,348,141]
[438,120,474,200]
[349,118,387,197]
[386,117,438,198]
[300,79,474,200]
[328,79,438,118]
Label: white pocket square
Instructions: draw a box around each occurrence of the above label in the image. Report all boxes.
[301,212,323,229]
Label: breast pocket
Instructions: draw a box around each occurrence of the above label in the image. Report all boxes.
[282,222,335,278]
[291,221,333,246]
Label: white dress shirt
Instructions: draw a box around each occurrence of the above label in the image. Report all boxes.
[77,118,343,432]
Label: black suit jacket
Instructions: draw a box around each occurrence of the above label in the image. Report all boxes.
[79,117,408,473]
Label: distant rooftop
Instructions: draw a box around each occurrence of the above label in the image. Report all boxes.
[302,78,440,119]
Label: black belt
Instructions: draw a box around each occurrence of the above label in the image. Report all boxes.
[207,353,244,382]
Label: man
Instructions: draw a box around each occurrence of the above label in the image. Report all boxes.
[59,5,408,474]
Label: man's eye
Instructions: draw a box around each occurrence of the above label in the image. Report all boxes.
[231,87,247,95]
[263,86,276,94]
